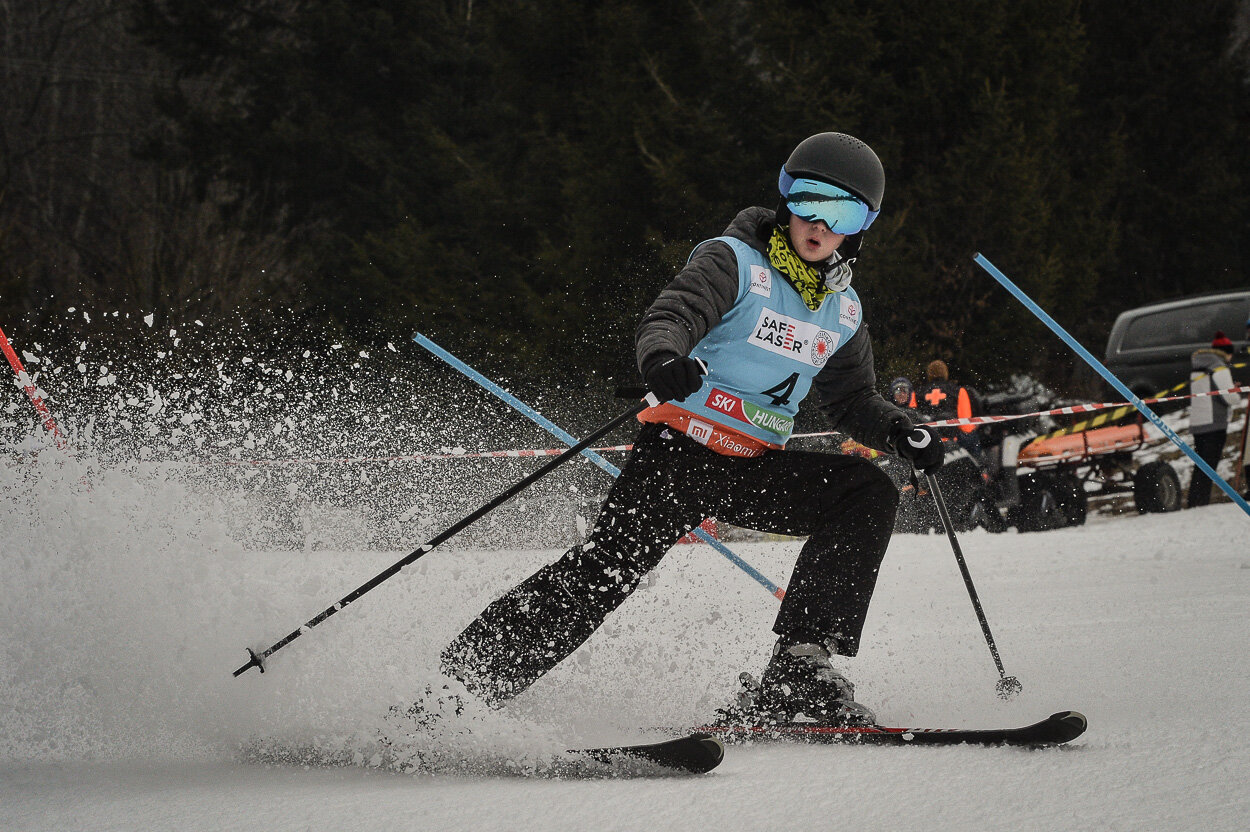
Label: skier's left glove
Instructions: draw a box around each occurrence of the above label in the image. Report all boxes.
[889,420,944,474]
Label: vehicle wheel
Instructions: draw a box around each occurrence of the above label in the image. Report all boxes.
[1010,472,1070,533]
[916,458,982,532]
[1133,461,1181,513]
[1056,473,1088,526]
[970,494,1010,533]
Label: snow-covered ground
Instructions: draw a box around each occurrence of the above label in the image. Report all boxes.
[3,447,1249,832]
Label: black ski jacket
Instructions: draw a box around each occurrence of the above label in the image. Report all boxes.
[635,207,909,453]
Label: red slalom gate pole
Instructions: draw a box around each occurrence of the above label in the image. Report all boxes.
[0,323,68,450]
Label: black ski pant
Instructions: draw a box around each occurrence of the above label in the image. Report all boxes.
[1186,430,1228,507]
[441,423,900,705]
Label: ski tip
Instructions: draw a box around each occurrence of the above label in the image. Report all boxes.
[655,732,724,773]
[693,732,726,768]
[1049,710,1088,742]
[573,732,725,775]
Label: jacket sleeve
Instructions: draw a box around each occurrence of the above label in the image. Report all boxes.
[810,325,912,452]
[1214,366,1240,407]
[635,241,741,375]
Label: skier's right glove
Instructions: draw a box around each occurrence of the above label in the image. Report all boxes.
[643,354,705,403]
[889,421,945,474]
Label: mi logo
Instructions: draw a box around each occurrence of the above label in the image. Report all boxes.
[687,419,714,445]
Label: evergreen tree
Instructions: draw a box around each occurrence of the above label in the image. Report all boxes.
[749,0,1120,387]
[1078,0,1250,308]
[126,0,1250,396]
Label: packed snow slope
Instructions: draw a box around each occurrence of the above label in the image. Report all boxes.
[2,444,1249,832]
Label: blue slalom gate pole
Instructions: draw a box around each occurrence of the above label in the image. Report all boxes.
[413,332,788,599]
[973,253,1250,519]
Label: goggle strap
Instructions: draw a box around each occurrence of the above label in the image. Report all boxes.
[778,168,796,197]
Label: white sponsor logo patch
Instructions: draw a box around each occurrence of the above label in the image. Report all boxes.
[749,308,840,367]
[748,265,772,298]
[686,418,714,445]
[839,295,861,329]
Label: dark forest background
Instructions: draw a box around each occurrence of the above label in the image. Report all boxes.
[3,0,1250,405]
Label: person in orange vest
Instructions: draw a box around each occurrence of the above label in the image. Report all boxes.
[914,360,982,461]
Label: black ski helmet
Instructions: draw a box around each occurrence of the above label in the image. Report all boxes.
[780,132,884,212]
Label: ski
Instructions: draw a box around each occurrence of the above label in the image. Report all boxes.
[571,732,725,774]
[700,710,1086,748]
[243,732,725,778]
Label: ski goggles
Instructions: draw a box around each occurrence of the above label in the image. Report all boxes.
[779,172,878,234]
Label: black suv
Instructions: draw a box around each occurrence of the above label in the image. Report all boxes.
[1103,290,1250,397]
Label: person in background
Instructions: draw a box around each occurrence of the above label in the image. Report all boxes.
[914,360,982,461]
[882,376,921,497]
[1238,316,1250,497]
[1241,412,1250,500]
[1186,332,1240,507]
[889,377,915,409]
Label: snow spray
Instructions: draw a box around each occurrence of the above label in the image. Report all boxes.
[0,316,588,766]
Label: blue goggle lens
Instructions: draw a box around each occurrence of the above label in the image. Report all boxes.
[780,174,878,234]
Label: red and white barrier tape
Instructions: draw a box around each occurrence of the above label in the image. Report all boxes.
[914,385,1250,428]
[789,385,1250,438]
[219,444,636,466]
[212,386,1249,466]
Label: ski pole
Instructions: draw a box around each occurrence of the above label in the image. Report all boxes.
[974,253,1250,520]
[412,332,787,599]
[926,473,1022,700]
[232,395,657,677]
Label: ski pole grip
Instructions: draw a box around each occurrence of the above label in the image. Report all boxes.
[906,428,934,453]
[641,358,710,408]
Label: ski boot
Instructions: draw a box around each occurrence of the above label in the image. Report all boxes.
[717,635,876,727]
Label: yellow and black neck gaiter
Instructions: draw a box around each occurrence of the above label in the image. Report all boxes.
[767,225,830,311]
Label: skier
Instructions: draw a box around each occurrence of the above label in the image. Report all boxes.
[440,132,944,727]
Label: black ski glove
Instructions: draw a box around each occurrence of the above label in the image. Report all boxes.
[643,354,705,403]
[889,420,945,474]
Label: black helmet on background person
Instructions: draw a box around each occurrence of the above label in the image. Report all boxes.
[781,132,885,212]
[889,377,913,396]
